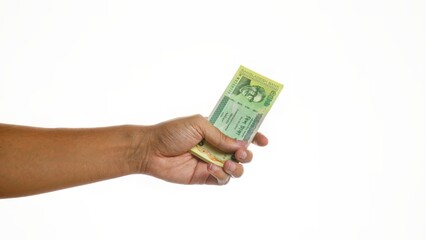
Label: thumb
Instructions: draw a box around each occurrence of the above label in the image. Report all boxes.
[193,115,246,153]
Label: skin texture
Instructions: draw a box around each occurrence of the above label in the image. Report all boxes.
[0,115,268,198]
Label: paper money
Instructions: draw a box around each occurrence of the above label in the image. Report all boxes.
[190,65,283,167]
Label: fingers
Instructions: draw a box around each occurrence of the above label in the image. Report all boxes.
[207,163,232,185]
[204,148,257,185]
[189,115,270,186]
[206,160,245,185]
[223,160,243,178]
[233,148,253,163]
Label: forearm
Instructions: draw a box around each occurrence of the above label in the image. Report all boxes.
[0,124,143,198]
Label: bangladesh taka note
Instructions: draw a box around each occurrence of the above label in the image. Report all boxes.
[190,65,283,167]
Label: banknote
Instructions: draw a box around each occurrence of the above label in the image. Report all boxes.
[190,65,283,167]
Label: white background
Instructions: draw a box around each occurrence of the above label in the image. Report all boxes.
[1,0,425,239]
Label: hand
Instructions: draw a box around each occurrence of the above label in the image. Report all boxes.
[135,115,268,185]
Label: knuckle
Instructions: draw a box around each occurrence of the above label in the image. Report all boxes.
[191,114,205,123]
[218,133,227,147]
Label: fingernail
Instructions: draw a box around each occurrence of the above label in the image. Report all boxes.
[239,151,248,160]
[208,163,217,172]
[226,161,236,172]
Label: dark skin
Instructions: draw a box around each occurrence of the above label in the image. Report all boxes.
[0,114,268,198]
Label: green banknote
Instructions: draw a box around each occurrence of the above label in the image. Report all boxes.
[190,65,283,167]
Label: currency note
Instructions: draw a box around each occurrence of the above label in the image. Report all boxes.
[190,65,283,167]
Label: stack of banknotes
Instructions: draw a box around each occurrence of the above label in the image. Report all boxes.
[190,65,283,166]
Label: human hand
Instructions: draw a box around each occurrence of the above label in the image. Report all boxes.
[133,115,268,185]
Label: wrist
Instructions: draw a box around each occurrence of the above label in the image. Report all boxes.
[123,125,152,175]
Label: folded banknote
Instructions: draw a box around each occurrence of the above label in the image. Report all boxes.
[190,65,283,167]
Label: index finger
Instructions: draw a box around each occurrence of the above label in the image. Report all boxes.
[252,132,268,146]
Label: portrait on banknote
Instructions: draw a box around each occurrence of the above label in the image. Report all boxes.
[232,76,266,103]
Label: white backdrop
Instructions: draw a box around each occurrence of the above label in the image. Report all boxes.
[1,0,425,239]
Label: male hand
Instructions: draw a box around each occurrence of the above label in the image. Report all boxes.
[135,115,268,185]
